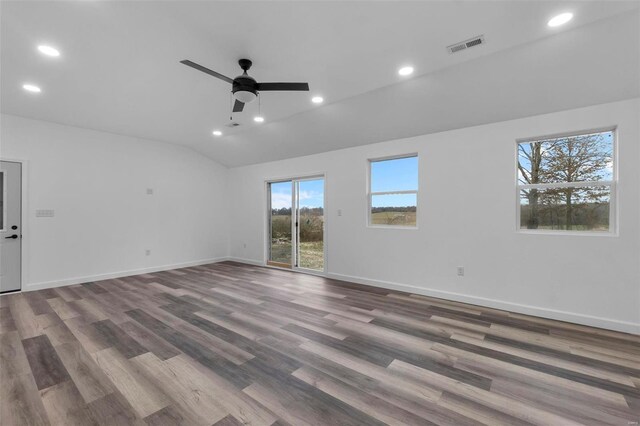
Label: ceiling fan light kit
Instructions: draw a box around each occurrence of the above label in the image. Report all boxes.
[232,59,258,104]
[181,58,309,114]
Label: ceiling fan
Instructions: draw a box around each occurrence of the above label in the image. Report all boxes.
[180,58,310,113]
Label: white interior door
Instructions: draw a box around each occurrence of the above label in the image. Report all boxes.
[0,161,22,293]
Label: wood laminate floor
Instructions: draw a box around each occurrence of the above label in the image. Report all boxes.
[1,261,639,425]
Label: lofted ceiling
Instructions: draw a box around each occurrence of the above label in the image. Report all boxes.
[1,1,639,166]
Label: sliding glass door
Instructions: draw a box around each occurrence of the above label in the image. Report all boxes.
[268,181,293,268]
[267,177,325,272]
[296,178,324,271]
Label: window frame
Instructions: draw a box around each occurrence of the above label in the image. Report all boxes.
[367,153,419,229]
[515,127,617,236]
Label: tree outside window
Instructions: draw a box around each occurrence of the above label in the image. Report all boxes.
[517,130,614,232]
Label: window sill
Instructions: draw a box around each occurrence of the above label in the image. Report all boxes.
[517,229,618,237]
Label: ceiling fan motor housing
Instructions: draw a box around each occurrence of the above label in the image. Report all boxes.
[232,74,258,103]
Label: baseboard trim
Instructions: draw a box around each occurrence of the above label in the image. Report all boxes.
[226,257,638,334]
[21,257,230,292]
[324,272,639,335]
[226,257,265,267]
[16,256,639,334]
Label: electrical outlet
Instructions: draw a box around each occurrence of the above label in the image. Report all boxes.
[337,209,342,217]
[145,249,151,256]
[146,188,154,195]
[243,243,247,248]
[457,266,465,276]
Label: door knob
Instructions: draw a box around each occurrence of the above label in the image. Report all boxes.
[4,234,18,239]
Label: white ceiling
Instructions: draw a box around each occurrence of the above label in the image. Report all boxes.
[1,1,639,166]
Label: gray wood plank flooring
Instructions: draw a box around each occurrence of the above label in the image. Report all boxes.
[1,261,639,425]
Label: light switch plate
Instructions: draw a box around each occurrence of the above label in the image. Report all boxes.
[36,209,55,217]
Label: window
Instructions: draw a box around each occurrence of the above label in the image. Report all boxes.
[368,155,418,227]
[517,129,615,233]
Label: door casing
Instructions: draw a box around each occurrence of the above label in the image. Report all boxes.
[0,158,26,294]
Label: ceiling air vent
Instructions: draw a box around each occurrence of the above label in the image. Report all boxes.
[447,35,485,54]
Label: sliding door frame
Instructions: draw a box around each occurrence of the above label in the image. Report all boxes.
[264,173,327,275]
[266,179,294,269]
[293,175,327,275]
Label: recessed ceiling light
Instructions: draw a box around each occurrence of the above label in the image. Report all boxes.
[37,45,60,57]
[548,12,573,27]
[398,66,414,76]
[212,130,222,136]
[254,116,264,123]
[311,96,324,104]
[22,84,41,93]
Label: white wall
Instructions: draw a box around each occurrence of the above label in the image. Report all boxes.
[3,100,638,334]
[228,98,640,333]
[0,114,229,289]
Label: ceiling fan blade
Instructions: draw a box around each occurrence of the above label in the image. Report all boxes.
[256,82,310,91]
[180,60,234,84]
[232,99,245,112]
